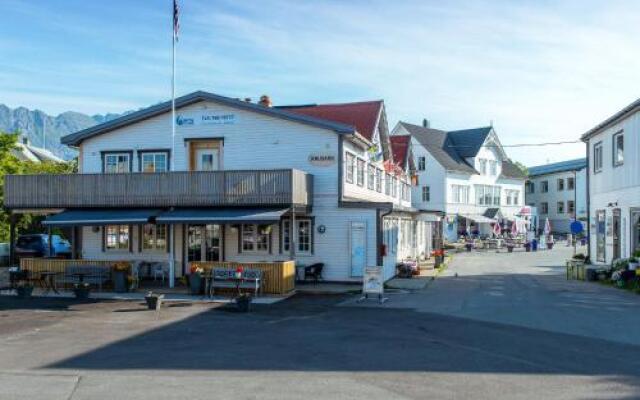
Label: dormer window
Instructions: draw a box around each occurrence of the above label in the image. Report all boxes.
[489,160,497,176]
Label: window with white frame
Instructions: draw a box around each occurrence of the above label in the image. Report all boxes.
[613,132,624,166]
[422,185,430,202]
[489,160,497,176]
[140,152,168,172]
[105,225,129,250]
[417,156,426,171]
[557,201,565,214]
[345,153,355,183]
[242,224,269,252]
[392,176,398,198]
[450,184,469,204]
[104,153,130,173]
[479,159,487,175]
[142,224,167,251]
[385,173,391,195]
[375,168,382,192]
[367,164,375,190]
[475,185,501,206]
[593,142,603,173]
[356,158,365,187]
[505,189,520,206]
[282,219,313,254]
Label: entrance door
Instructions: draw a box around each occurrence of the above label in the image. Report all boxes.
[596,210,606,263]
[187,224,222,266]
[350,222,367,277]
[613,209,621,260]
[632,210,640,255]
[189,141,221,171]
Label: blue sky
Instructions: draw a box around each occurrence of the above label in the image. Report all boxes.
[2,0,640,166]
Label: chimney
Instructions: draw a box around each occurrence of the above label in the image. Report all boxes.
[422,118,430,128]
[259,95,273,107]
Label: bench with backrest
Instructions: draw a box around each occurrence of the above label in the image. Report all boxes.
[210,268,262,296]
[61,265,112,290]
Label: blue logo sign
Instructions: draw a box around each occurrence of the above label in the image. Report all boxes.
[570,220,584,235]
[176,115,194,126]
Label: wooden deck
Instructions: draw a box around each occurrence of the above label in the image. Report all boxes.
[5,169,313,209]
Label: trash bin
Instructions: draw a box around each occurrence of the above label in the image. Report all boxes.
[532,239,538,252]
[586,268,597,281]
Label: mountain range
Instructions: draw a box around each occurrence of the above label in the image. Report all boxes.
[0,104,122,160]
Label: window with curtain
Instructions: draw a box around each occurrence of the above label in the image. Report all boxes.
[141,152,168,172]
[142,224,167,251]
[104,153,130,173]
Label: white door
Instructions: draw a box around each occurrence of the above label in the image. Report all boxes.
[195,148,220,171]
[350,222,367,277]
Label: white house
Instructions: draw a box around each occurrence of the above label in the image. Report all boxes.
[525,158,587,234]
[6,91,433,285]
[582,98,640,265]
[392,121,527,242]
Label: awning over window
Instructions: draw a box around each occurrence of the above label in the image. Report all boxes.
[459,214,495,224]
[156,208,288,224]
[43,209,161,226]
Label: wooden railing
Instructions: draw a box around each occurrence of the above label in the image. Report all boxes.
[190,261,296,295]
[5,169,313,209]
[20,258,118,277]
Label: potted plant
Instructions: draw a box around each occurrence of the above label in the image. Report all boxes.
[465,241,473,252]
[73,282,91,299]
[233,266,252,312]
[189,265,204,295]
[112,261,131,293]
[506,241,515,253]
[431,249,445,266]
[524,242,531,252]
[15,282,34,299]
[145,291,164,310]
[628,257,639,271]
[611,270,626,288]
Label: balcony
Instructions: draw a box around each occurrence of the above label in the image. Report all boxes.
[5,169,313,209]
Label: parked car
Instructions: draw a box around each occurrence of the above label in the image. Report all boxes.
[15,234,71,259]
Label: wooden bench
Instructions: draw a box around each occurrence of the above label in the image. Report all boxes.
[210,268,263,296]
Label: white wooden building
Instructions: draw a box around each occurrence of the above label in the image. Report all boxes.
[582,98,640,265]
[392,121,527,242]
[6,91,433,283]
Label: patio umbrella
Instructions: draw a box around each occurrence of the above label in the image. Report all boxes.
[544,218,551,236]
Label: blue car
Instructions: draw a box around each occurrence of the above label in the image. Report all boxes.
[15,234,72,259]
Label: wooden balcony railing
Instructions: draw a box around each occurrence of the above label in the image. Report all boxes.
[5,169,313,209]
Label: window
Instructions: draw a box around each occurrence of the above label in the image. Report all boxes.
[489,160,497,176]
[557,178,564,191]
[142,224,167,251]
[593,142,603,173]
[613,132,624,166]
[417,156,426,171]
[505,189,520,206]
[475,185,500,206]
[103,152,130,173]
[282,219,313,254]
[567,200,575,215]
[105,225,129,251]
[392,177,398,198]
[356,159,365,187]
[479,159,487,175]
[140,152,168,172]
[451,184,469,204]
[242,224,269,252]
[345,153,355,183]
[526,181,535,194]
[540,202,548,214]
[541,180,549,193]
[403,183,411,201]
[375,168,382,192]
[567,177,575,190]
[385,173,391,195]
[367,164,375,190]
[557,201,565,214]
[422,185,430,202]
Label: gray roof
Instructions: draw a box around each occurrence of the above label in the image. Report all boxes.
[399,123,477,174]
[61,91,356,146]
[581,98,640,141]
[528,158,587,177]
[446,127,493,158]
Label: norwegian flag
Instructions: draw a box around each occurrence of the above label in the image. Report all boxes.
[173,0,180,41]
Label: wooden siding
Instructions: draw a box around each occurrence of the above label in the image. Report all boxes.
[5,169,312,209]
[190,260,296,295]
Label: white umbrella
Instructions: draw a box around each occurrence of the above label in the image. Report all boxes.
[544,218,551,235]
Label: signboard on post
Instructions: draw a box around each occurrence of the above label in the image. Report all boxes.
[358,265,387,304]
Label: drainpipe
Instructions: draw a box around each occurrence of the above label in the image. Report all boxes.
[585,140,591,260]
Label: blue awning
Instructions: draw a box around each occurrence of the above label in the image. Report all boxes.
[156,208,288,224]
[43,209,162,226]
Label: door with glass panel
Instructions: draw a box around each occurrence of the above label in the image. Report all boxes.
[187,224,222,264]
[189,141,221,171]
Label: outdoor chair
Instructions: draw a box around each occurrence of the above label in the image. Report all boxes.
[151,262,167,283]
[304,263,324,283]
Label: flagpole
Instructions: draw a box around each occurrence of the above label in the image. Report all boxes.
[169,0,177,288]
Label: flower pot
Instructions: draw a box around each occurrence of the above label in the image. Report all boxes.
[113,271,128,293]
[507,246,514,253]
[235,294,252,313]
[145,294,164,310]
[524,244,531,252]
[16,286,34,299]
[73,285,91,299]
[465,243,473,252]
[546,242,554,250]
[189,273,203,295]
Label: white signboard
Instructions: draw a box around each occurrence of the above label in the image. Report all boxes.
[176,112,236,126]
[363,266,384,295]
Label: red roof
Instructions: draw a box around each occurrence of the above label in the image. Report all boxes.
[281,101,382,141]
[389,135,410,168]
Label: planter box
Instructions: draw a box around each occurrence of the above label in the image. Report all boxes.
[566,260,585,280]
[189,274,203,295]
[145,294,164,310]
